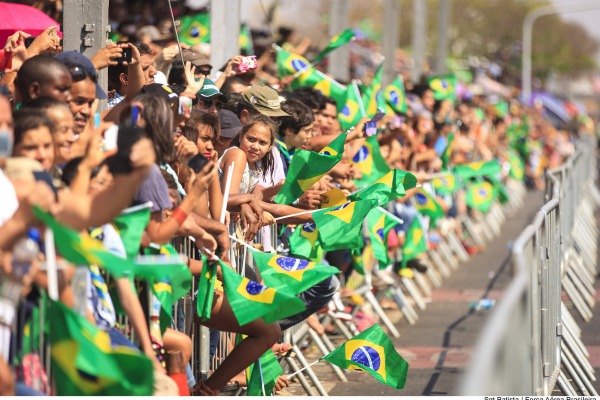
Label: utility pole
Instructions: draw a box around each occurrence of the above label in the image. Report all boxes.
[434,0,451,74]
[411,0,427,83]
[328,0,350,82]
[210,0,240,71]
[382,0,400,88]
[62,0,110,107]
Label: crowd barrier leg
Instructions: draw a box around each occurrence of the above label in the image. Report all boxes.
[387,286,419,325]
[285,356,316,396]
[424,257,443,288]
[363,290,401,338]
[437,241,459,270]
[447,229,470,263]
[307,329,348,382]
[429,250,451,279]
[461,216,487,249]
[292,343,328,396]
[562,325,595,383]
[413,270,433,297]
[558,369,578,396]
[400,277,426,311]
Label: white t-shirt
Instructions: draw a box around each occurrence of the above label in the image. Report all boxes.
[0,169,19,227]
[257,146,286,187]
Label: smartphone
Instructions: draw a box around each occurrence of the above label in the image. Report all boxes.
[33,170,58,200]
[117,47,133,64]
[107,125,144,174]
[363,120,377,136]
[178,96,192,115]
[187,153,209,174]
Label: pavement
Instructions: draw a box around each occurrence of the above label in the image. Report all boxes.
[284,187,599,396]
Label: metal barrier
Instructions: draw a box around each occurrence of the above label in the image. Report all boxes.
[460,135,599,395]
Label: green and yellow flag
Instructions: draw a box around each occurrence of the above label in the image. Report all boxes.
[366,208,400,267]
[252,251,339,295]
[112,202,151,259]
[402,217,427,268]
[196,257,216,321]
[289,222,321,260]
[453,160,501,180]
[364,64,386,118]
[311,28,356,64]
[292,69,346,105]
[220,260,306,326]
[339,81,366,131]
[49,300,153,396]
[319,130,348,158]
[413,188,444,223]
[313,199,376,251]
[178,13,211,46]
[239,23,254,55]
[349,169,417,205]
[427,75,456,100]
[351,248,365,275]
[274,149,341,205]
[431,174,458,195]
[322,324,408,389]
[508,150,525,180]
[384,76,408,114]
[276,46,313,78]
[351,135,391,187]
[466,181,496,213]
[247,349,283,396]
[440,133,454,171]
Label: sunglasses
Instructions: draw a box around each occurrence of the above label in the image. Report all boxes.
[69,66,98,83]
[198,99,223,111]
[194,65,212,76]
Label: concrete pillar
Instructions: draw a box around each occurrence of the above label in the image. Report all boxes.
[210,0,240,71]
[382,0,400,88]
[328,0,350,83]
[411,0,427,83]
[434,0,451,74]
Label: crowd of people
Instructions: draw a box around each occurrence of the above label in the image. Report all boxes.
[0,2,592,396]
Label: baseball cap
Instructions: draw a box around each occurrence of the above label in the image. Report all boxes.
[219,110,242,138]
[139,84,179,108]
[182,49,212,68]
[241,85,289,117]
[197,79,227,103]
[55,51,108,99]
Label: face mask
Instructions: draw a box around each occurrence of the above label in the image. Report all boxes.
[0,129,13,158]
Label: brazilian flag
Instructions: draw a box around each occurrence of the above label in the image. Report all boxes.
[351,248,365,275]
[349,169,417,205]
[440,133,454,171]
[247,349,283,396]
[292,69,346,105]
[220,260,306,326]
[453,160,501,181]
[339,81,366,131]
[252,250,339,295]
[402,217,427,268]
[275,46,314,78]
[384,75,408,114]
[508,150,525,180]
[351,135,391,188]
[274,149,341,205]
[112,202,151,260]
[366,208,400,267]
[239,23,254,55]
[313,199,377,251]
[322,324,408,389]
[413,188,444,224]
[427,74,456,101]
[178,13,211,46]
[363,63,386,118]
[49,300,153,396]
[311,28,356,64]
[319,130,348,158]
[432,174,458,196]
[466,181,496,213]
[196,257,216,321]
[289,222,321,260]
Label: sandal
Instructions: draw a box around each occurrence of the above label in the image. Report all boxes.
[190,380,219,396]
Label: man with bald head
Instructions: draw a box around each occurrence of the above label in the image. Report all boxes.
[15,55,72,104]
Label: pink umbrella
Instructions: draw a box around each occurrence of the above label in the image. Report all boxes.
[0,2,60,48]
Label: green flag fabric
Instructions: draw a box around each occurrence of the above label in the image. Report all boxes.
[322,324,409,390]
[112,203,151,259]
[251,250,339,295]
[384,76,408,114]
[508,150,525,180]
[311,29,356,64]
[196,258,216,321]
[49,300,153,396]
[289,222,321,260]
[349,169,417,205]
[364,64,385,117]
[351,136,391,187]
[178,13,211,46]
[402,217,428,268]
[367,208,400,267]
[440,133,454,171]
[453,160,501,180]
[274,149,341,204]
[351,248,365,275]
[466,181,496,213]
[239,23,254,55]
[339,81,366,131]
[413,188,444,223]
[319,130,348,158]
[312,199,376,251]
[247,349,283,396]
[292,68,346,105]
[220,260,306,326]
[431,174,459,195]
[276,46,313,77]
[427,75,456,100]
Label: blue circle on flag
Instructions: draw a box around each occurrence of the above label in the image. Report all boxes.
[246,281,266,295]
[276,257,310,272]
[388,90,399,106]
[341,105,351,117]
[351,346,381,370]
[191,27,200,38]
[415,193,428,205]
[352,146,369,163]
[376,228,385,242]
[441,177,448,185]
[291,59,307,71]
[478,188,488,197]
[334,202,349,211]
[302,223,316,232]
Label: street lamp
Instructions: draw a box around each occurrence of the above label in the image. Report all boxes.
[522,1,600,103]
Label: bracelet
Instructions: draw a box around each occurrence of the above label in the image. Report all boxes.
[171,207,188,226]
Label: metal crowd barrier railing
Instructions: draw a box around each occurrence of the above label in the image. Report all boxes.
[460,135,599,396]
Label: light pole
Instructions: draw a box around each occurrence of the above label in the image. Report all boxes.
[522,1,600,103]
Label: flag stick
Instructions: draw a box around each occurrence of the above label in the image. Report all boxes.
[220,162,235,224]
[45,228,59,300]
[274,208,320,222]
[229,234,255,252]
[286,359,322,379]
[258,358,266,396]
[376,207,404,224]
